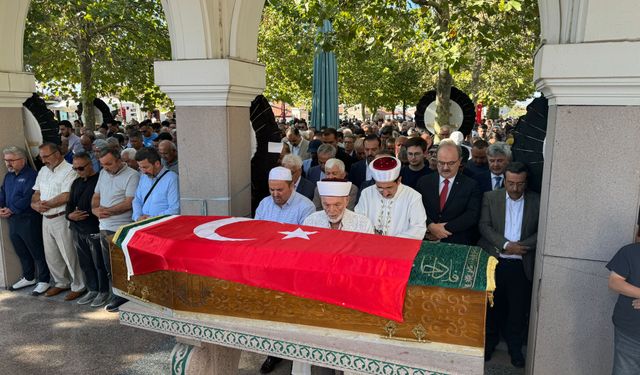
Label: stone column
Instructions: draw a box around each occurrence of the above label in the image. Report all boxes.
[0,71,35,288]
[528,40,640,374]
[155,59,265,217]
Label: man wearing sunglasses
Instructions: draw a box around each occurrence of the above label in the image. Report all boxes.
[65,152,110,307]
[416,140,482,245]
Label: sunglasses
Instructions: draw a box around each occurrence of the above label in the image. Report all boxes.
[72,162,91,171]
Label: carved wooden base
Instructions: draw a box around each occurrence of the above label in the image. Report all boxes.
[171,342,241,375]
[112,245,487,348]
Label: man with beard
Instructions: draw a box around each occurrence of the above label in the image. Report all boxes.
[355,155,426,240]
[92,148,140,312]
[285,127,310,160]
[59,120,83,154]
[304,180,373,233]
[0,146,50,295]
[132,147,180,221]
[349,134,380,191]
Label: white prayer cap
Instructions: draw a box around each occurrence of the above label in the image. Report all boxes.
[268,142,284,153]
[317,181,352,197]
[268,166,292,181]
[369,156,401,182]
[450,131,464,146]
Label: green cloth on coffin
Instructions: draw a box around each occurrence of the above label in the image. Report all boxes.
[408,241,497,292]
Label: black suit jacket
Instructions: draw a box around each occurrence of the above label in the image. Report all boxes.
[473,170,503,193]
[296,177,316,201]
[416,172,482,245]
[307,166,322,185]
[477,189,540,281]
[348,160,369,193]
[335,147,353,173]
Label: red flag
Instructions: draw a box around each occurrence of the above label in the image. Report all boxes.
[118,216,422,321]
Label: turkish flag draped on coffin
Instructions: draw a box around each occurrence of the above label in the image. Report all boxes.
[115,215,423,321]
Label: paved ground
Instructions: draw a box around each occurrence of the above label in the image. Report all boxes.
[0,288,522,374]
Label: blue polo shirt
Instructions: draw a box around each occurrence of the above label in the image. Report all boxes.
[0,166,38,215]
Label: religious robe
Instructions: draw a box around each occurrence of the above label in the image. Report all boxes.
[354,183,427,240]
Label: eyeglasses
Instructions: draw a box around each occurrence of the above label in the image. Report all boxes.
[72,163,91,171]
[3,158,23,163]
[437,160,459,167]
[40,150,60,159]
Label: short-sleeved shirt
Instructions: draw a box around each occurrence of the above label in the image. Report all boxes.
[94,165,140,232]
[33,161,77,215]
[606,243,640,340]
[254,191,315,225]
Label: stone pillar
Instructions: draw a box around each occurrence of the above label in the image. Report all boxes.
[155,59,265,217]
[528,40,640,374]
[0,71,35,288]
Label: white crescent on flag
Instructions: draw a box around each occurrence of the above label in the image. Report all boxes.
[193,217,256,241]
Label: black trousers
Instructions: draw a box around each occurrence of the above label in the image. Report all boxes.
[485,258,532,354]
[72,231,109,293]
[8,214,50,283]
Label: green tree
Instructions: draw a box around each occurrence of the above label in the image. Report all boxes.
[24,0,171,128]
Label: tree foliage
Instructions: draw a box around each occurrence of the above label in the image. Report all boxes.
[24,0,171,127]
[258,0,539,120]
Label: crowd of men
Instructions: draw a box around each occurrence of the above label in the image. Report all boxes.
[0,118,180,312]
[255,117,537,373]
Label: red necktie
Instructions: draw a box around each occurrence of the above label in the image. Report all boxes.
[439,179,449,211]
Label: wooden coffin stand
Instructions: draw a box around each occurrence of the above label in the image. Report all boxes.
[113,242,495,375]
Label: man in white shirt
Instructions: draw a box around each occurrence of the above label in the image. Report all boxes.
[478,162,540,368]
[304,180,373,233]
[355,156,426,240]
[31,143,86,300]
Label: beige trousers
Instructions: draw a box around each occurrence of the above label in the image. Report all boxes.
[42,215,85,292]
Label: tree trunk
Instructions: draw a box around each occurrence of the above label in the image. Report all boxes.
[361,103,366,121]
[435,68,453,127]
[78,38,96,130]
[468,55,483,103]
[402,100,406,120]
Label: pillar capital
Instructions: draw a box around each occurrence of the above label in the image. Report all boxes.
[0,71,35,108]
[535,41,640,106]
[154,58,265,107]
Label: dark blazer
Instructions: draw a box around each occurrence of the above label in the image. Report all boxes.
[335,147,353,173]
[307,166,323,185]
[349,160,368,192]
[296,177,316,201]
[465,161,488,177]
[416,172,482,245]
[473,170,503,193]
[477,189,540,281]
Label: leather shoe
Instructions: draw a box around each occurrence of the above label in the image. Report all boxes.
[64,290,86,301]
[484,348,494,362]
[104,296,128,313]
[260,356,283,374]
[510,351,525,368]
[45,287,70,297]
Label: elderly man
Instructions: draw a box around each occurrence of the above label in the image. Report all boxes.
[92,148,140,312]
[355,156,426,240]
[0,146,50,295]
[304,180,373,233]
[158,140,178,174]
[132,147,180,221]
[281,154,314,201]
[478,162,540,368]
[65,152,110,307]
[307,144,336,185]
[312,159,357,211]
[474,142,512,193]
[416,140,482,245]
[121,148,138,171]
[284,127,310,160]
[31,143,86,300]
[254,166,315,374]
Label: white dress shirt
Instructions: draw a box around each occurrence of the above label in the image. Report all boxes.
[438,175,457,202]
[502,192,525,260]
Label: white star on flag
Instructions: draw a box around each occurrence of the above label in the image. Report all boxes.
[279,228,318,240]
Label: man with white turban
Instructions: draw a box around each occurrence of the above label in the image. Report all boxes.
[304,180,373,233]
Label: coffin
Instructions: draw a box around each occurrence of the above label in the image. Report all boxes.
[111,216,496,348]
